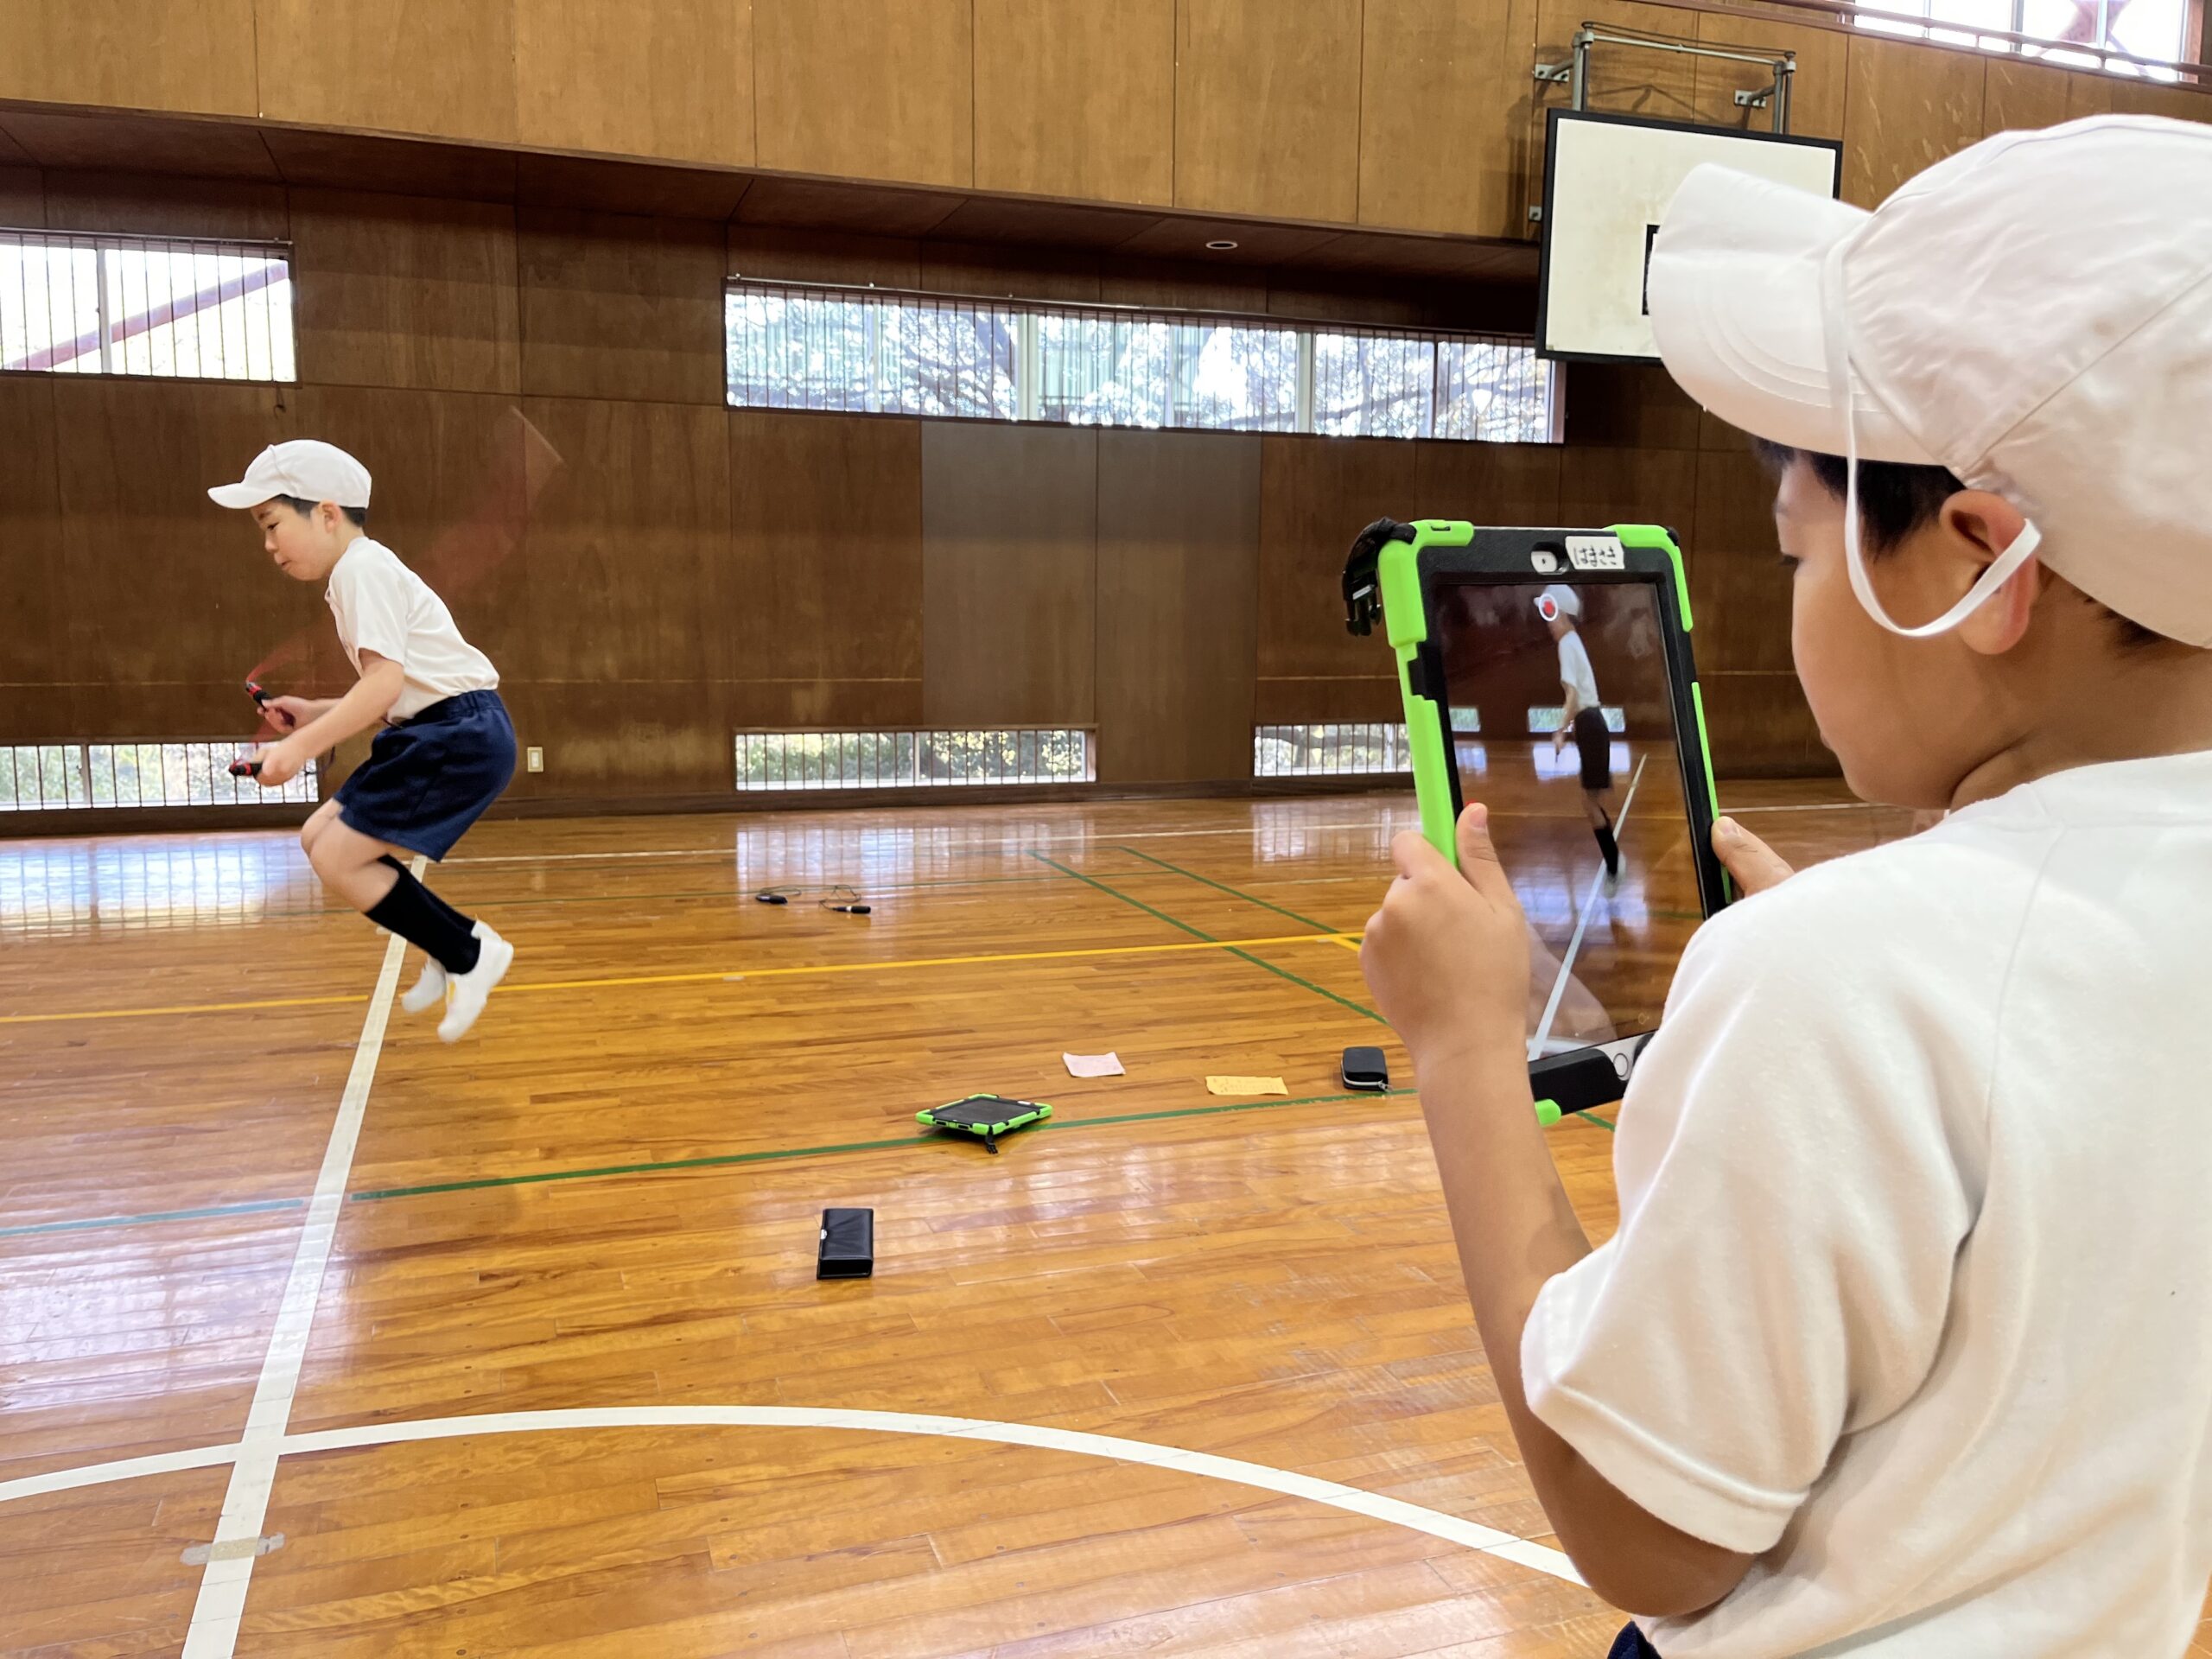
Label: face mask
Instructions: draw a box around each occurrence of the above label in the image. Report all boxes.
[1818,240,2044,639]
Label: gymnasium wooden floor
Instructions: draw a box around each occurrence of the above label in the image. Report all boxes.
[10,779,2179,1659]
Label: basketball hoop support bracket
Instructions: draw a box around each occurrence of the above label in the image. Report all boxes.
[1534,26,1796,133]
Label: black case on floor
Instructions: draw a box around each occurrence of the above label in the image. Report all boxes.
[817,1207,874,1279]
[1342,1046,1390,1090]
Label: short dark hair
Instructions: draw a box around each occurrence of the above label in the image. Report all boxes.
[1752,439,2166,650]
[274,493,368,530]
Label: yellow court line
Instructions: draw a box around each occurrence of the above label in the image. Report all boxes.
[0,931,1349,1028]
[1325,934,1365,954]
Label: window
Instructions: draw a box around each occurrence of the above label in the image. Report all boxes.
[723,286,1017,417]
[728,283,1559,444]
[1254,723,1414,778]
[1,231,296,381]
[1853,0,2191,73]
[1,742,318,811]
[734,729,1096,791]
[1528,706,1627,734]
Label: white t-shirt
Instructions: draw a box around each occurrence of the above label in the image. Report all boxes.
[325,539,498,721]
[1558,629,1601,712]
[1524,749,2212,1657]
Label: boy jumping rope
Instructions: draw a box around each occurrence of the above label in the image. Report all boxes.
[1538,582,1620,884]
[213,441,518,1041]
[1362,117,2212,1656]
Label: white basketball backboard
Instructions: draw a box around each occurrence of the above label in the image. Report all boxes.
[1536,109,1842,365]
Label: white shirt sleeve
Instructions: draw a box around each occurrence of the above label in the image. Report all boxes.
[1558,632,1600,709]
[333,550,411,669]
[1522,867,1988,1554]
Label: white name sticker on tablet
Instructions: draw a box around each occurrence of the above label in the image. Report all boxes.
[1567,534,1626,571]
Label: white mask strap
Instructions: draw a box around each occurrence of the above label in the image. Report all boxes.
[1818,240,2043,640]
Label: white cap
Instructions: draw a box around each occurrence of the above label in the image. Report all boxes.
[1537,582,1581,621]
[208,439,372,512]
[1649,115,2212,646]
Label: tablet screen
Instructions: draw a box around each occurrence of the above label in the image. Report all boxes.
[1430,577,1700,1058]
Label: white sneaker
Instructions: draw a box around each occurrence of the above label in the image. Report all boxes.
[401,959,448,1015]
[437,924,513,1043]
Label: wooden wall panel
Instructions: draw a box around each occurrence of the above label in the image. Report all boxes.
[921,423,1097,728]
[1561,363,1703,454]
[1095,430,1261,785]
[514,397,730,686]
[0,166,44,227]
[1253,677,1405,723]
[499,680,741,798]
[2106,78,2212,124]
[918,243,1103,302]
[1693,11,1849,140]
[1688,442,1792,675]
[47,379,310,734]
[1558,444,1700,542]
[517,209,726,404]
[284,387,531,686]
[0,0,257,117]
[1359,0,1541,239]
[1255,435,1418,722]
[1414,440,1564,527]
[0,378,64,719]
[1982,59,2074,133]
[726,412,925,708]
[40,173,286,241]
[729,227,924,289]
[1842,36,1987,207]
[514,0,754,167]
[975,0,1174,207]
[1175,0,1363,223]
[256,0,518,146]
[1702,670,1828,776]
[290,192,521,394]
[753,0,975,188]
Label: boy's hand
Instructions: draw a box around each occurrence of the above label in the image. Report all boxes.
[247,739,307,788]
[264,696,317,733]
[1552,726,1567,755]
[1361,805,1532,1082]
[1713,816,1794,895]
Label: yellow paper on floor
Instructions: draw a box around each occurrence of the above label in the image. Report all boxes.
[1205,1075,1287,1096]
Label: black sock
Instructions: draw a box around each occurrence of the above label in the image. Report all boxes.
[1594,820,1620,876]
[377,855,475,938]
[368,864,482,974]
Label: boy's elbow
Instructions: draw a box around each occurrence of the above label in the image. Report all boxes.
[1571,1533,1756,1621]
[1551,1470,1758,1620]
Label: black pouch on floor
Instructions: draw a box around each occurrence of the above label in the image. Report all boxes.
[916,1094,1052,1154]
[817,1207,874,1279]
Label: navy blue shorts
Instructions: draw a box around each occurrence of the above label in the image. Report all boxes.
[335,690,516,861]
[1609,1624,1661,1658]
[1573,706,1614,791]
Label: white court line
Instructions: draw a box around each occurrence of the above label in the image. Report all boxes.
[1529,755,1648,1062]
[442,819,1401,867]
[177,862,417,1659]
[0,1407,1581,1590]
[1718,800,1866,814]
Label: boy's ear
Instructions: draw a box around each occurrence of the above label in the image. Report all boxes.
[1942,489,2041,657]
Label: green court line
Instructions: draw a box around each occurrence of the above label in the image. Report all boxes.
[348,1089,1423,1203]
[345,1087,1616,1205]
[8,1096,1618,1237]
[1027,852,1386,1027]
[1110,845,1344,934]
[0,1197,306,1242]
